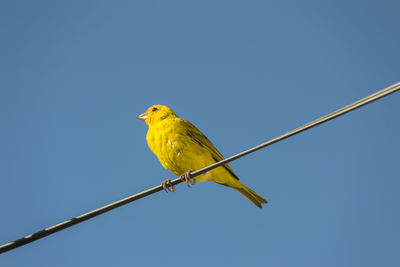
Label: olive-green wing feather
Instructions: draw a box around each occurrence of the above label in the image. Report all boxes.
[183,119,239,180]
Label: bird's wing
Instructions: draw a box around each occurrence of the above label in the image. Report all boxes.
[182,119,240,180]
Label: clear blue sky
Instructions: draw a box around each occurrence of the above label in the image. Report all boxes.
[1,1,399,266]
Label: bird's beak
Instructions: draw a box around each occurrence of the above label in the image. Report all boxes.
[137,113,148,120]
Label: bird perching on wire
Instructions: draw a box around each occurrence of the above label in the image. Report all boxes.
[137,105,267,208]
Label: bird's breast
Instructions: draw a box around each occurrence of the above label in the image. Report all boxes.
[146,120,216,180]
[147,126,188,175]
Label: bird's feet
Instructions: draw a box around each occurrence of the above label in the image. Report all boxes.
[161,179,175,193]
[180,170,196,187]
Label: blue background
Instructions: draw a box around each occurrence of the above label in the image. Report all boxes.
[1,1,399,266]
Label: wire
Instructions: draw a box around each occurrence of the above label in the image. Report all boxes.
[1,82,399,254]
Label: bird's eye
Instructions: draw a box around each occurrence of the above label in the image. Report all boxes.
[152,107,158,112]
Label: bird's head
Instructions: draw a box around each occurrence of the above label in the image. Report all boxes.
[137,105,178,125]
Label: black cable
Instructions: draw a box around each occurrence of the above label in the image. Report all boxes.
[1,82,399,254]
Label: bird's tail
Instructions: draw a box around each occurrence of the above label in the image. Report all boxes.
[232,180,267,208]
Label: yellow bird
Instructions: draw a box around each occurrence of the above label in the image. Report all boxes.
[138,105,267,208]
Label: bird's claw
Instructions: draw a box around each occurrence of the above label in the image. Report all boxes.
[161,179,175,193]
[180,170,196,187]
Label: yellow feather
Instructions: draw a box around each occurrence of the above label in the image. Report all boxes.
[138,105,267,208]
